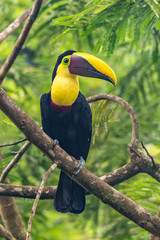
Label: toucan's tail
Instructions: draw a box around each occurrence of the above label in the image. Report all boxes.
[54,171,85,214]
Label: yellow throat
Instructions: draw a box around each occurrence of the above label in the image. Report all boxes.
[51,63,79,106]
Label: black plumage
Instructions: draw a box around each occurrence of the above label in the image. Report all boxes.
[40,51,92,214]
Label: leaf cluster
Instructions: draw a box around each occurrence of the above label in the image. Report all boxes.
[50,0,160,56]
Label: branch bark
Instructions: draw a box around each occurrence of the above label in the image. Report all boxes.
[0,0,48,44]
[0,197,27,240]
[0,161,140,199]
[150,207,160,240]
[0,183,57,199]
[0,0,43,85]
[0,150,27,240]
[1,88,160,236]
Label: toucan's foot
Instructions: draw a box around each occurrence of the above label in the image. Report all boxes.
[74,156,85,175]
[53,139,59,149]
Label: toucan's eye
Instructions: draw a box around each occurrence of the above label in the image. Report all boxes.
[63,58,69,65]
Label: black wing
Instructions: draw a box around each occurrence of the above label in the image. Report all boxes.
[40,92,52,137]
[72,92,92,161]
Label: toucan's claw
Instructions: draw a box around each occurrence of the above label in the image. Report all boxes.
[73,156,85,175]
[53,139,59,149]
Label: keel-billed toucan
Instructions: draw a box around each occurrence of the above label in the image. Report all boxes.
[40,50,117,214]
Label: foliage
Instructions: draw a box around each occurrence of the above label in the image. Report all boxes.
[0,0,160,239]
[51,0,160,55]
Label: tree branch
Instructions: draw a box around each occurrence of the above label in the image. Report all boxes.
[0,161,140,199]
[0,160,140,200]
[26,163,57,240]
[0,156,159,199]
[87,94,139,149]
[0,150,27,240]
[150,207,160,240]
[0,224,16,240]
[100,161,140,186]
[0,0,48,44]
[0,140,31,183]
[1,88,160,236]
[0,197,27,240]
[129,147,160,182]
[87,95,160,183]
[0,0,43,85]
[141,141,156,168]
[0,138,27,148]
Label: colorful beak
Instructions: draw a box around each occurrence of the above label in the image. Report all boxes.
[68,52,117,86]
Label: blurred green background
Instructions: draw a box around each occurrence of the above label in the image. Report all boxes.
[0,0,160,239]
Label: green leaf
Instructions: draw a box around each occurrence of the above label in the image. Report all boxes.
[50,28,73,44]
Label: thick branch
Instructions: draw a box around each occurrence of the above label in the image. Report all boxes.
[0,162,140,199]
[100,161,140,186]
[0,0,43,85]
[150,207,160,240]
[1,88,160,236]
[0,88,53,151]
[0,150,27,240]
[0,183,57,199]
[150,235,160,240]
[0,0,48,44]
[0,157,16,240]
[0,197,26,240]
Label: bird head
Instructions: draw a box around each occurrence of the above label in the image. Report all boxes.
[51,50,117,106]
[52,50,117,86]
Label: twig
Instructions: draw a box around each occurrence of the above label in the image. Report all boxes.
[0,0,43,85]
[0,224,16,240]
[0,0,48,44]
[26,163,57,240]
[0,138,27,148]
[0,140,31,183]
[87,94,139,149]
[141,141,156,168]
[0,10,31,45]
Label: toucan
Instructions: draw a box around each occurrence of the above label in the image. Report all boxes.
[40,50,117,214]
